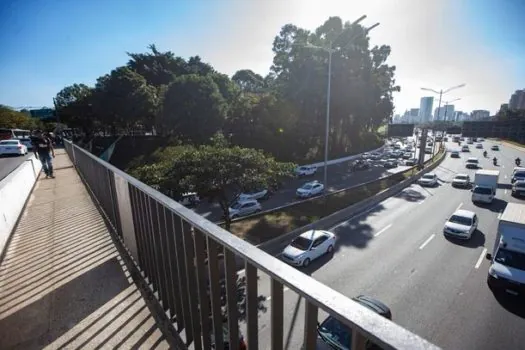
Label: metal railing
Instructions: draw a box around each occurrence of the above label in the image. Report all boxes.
[63,140,439,350]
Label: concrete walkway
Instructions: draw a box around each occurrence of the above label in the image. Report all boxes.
[0,150,171,349]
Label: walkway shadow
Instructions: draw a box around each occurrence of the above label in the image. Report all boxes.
[0,257,169,349]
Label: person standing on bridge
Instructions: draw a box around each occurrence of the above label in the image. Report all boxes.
[31,130,55,178]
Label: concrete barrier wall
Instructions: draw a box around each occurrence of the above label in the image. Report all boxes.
[0,156,42,256]
[302,145,385,168]
[258,148,447,255]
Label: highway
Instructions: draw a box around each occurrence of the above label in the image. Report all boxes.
[241,139,525,349]
[195,145,433,222]
[0,154,33,181]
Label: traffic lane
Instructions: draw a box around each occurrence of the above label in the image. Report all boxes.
[195,152,432,222]
[0,153,32,181]
[431,263,525,350]
[249,159,458,349]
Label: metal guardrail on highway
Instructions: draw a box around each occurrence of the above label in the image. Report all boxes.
[63,140,439,350]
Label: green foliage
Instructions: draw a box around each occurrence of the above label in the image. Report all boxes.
[53,15,397,163]
[160,74,227,143]
[0,105,43,130]
[131,137,295,229]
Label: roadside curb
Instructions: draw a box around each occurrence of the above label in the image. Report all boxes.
[498,140,525,153]
[257,148,447,256]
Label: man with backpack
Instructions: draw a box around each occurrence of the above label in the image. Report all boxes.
[31,130,56,178]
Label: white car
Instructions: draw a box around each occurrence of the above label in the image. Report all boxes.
[461,145,470,152]
[476,143,483,149]
[281,230,336,267]
[228,199,262,219]
[0,139,28,156]
[491,145,500,151]
[452,174,471,188]
[418,173,438,187]
[238,188,270,201]
[443,209,478,240]
[295,165,317,176]
[296,180,324,198]
[180,192,200,207]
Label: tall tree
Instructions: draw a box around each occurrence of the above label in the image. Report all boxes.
[160,74,227,143]
[232,69,266,93]
[91,66,158,134]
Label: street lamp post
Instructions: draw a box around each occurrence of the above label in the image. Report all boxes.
[421,84,466,157]
[443,98,461,122]
[303,16,380,192]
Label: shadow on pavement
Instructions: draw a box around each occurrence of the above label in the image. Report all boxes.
[473,198,508,214]
[444,229,485,249]
[494,292,525,319]
[299,251,335,275]
[393,188,426,202]
[331,204,387,252]
[497,183,512,190]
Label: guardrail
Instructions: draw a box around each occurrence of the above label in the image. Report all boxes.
[64,140,439,350]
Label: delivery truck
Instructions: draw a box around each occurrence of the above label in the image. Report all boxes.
[471,169,499,204]
[486,202,525,295]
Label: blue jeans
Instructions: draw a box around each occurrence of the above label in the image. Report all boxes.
[38,152,53,176]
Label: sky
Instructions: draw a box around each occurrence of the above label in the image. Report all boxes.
[1,0,524,115]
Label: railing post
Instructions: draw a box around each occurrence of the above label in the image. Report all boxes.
[271,279,283,350]
[303,301,318,350]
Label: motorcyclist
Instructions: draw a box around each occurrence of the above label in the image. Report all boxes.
[493,157,498,165]
[483,151,487,158]
[517,157,522,166]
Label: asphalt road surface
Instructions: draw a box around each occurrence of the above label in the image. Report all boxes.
[0,153,32,181]
[239,139,525,350]
[194,145,434,222]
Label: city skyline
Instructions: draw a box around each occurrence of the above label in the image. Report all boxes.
[1,0,524,114]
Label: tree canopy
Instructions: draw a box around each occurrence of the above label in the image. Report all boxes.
[0,105,44,130]
[54,16,398,163]
[131,133,295,229]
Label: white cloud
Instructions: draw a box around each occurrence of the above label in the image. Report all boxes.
[167,0,519,114]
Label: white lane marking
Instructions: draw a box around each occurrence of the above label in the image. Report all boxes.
[419,234,436,250]
[505,175,508,179]
[502,165,505,169]
[266,286,290,301]
[455,202,463,212]
[475,248,488,269]
[418,200,425,205]
[505,189,508,195]
[374,224,392,237]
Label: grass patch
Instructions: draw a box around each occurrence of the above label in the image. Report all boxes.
[230,146,447,244]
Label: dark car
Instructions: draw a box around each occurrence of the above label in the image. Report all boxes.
[512,180,525,197]
[384,159,397,168]
[315,296,392,350]
[351,160,370,171]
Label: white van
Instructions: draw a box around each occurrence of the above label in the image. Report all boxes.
[486,203,525,295]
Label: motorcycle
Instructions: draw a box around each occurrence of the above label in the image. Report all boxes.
[483,151,487,158]
[493,157,498,166]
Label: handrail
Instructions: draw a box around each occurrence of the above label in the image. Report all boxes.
[63,139,440,350]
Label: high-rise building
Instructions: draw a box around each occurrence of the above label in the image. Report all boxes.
[418,97,434,123]
[409,108,419,123]
[509,89,525,110]
[434,104,455,121]
[471,110,491,120]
